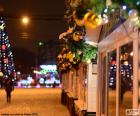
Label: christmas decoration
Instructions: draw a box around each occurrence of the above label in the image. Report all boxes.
[67,39,97,63]
[73,31,83,41]
[0,17,16,79]
[56,48,80,73]
[84,13,102,28]
[65,0,140,28]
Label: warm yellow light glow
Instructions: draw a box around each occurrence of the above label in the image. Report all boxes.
[130,52,133,56]
[22,16,29,25]
[0,71,3,76]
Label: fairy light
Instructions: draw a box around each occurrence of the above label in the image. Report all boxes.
[122,5,127,10]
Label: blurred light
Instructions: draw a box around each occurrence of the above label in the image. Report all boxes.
[111,9,115,12]
[103,14,108,18]
[33,70,41,74]
[20,80,28,85]
[102,18,109,24]
[39,78,44,84]
[104,8,108,13]
[40,65,57,71]
[86,59,91,64]
[124,61,128,66]
[36,84,40,88]
[136,1,140,5]
[22,16,29,25]
[38,42,44,46]
[85,40,98,46]
[27,75,33,84]
[0,72,3,76]
[122,5,127,10]
[130,52,133,56]
[0,23,4,30]
[17,71,21,75]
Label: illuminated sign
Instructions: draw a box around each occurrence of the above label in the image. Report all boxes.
[40,65,57,72]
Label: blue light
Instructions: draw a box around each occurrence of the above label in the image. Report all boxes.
[2,33,5,36]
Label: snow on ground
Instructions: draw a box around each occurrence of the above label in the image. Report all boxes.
[0,88,70,116]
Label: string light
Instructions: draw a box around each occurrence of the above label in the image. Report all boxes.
[122,5,127,10]
[104,8,108,13]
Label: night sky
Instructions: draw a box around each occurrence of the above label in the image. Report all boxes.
[0,0,66,73]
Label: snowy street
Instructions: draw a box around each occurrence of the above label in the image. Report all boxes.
[0,88,70,116]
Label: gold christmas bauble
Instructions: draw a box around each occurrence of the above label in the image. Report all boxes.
[84,12,102,28]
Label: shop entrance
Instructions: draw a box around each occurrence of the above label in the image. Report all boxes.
[99,40,138,116]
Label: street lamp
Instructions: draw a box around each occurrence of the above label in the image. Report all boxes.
[22,16,29,25]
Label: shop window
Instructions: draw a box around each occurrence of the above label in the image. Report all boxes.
[119,42,133,116]
[108,50,117,116]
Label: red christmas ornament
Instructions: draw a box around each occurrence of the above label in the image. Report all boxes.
[2,45,6,50]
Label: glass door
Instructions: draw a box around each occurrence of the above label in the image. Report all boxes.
[107,50,117,116]
[119,42,133,116]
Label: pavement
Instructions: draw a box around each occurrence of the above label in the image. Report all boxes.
[0,88,70,116]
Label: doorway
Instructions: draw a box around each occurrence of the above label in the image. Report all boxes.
[99,42,135,116]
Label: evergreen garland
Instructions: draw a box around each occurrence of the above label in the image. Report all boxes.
[67,39,97,62]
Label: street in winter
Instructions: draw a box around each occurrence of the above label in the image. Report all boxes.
[0,88,70,116]
[1,0,140,115]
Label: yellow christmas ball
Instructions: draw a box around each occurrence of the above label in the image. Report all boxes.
[94,15,102,25]
[84,12,102,28]
[84,14,97,28]
[84,12,93,21]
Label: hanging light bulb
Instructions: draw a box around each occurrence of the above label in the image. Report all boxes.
[128,9,139,22]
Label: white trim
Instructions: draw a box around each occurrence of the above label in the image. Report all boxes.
[133,39,139,108]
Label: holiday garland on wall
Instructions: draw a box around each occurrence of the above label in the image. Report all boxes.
[67,39,97,63]
[57,0,140,72]
[57,48,80,73]
[66,0,140,28]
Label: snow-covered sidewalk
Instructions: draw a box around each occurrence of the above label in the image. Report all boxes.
[0,88,70,116]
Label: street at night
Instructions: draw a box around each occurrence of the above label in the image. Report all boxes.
[0,88,70,116]
[0,0,140,116]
